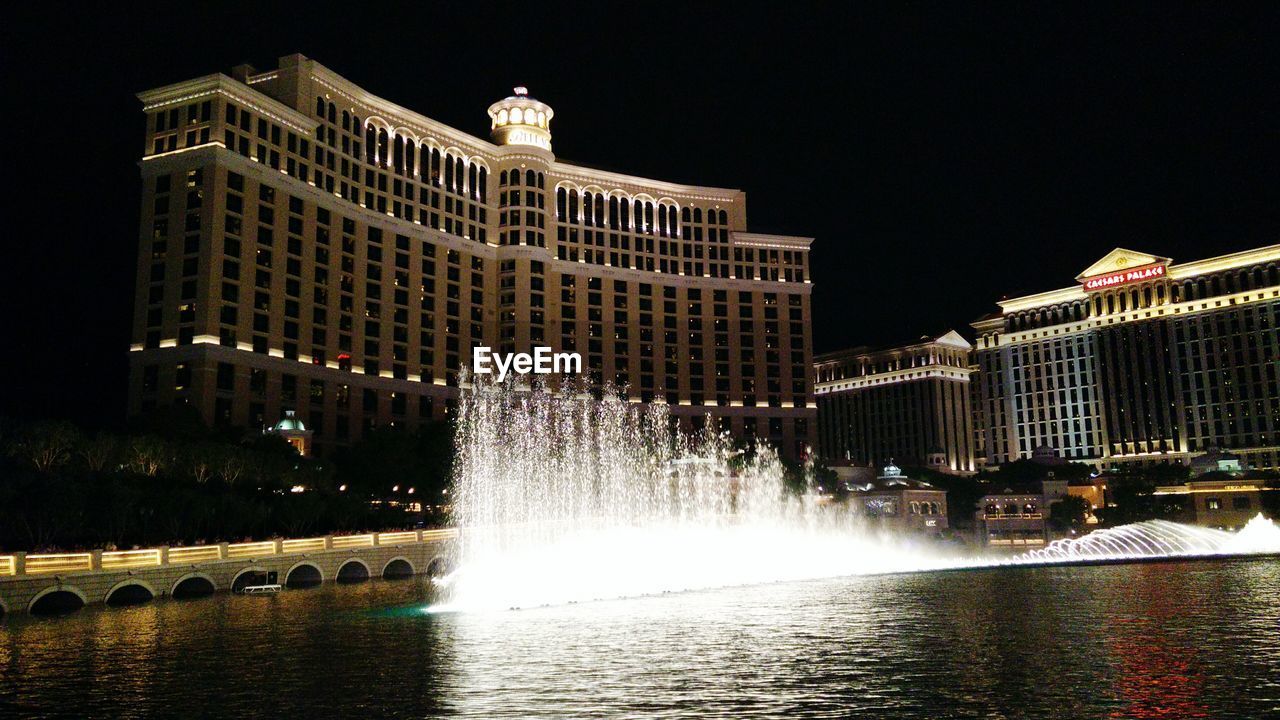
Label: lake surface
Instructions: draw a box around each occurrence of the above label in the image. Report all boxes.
[2,558,1278,718]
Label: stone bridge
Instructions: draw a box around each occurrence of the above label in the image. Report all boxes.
[0,529,457,615]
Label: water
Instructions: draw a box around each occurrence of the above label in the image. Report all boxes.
[443,378,1280,610]
[6,381,1279,717]
[3,559,1279,718]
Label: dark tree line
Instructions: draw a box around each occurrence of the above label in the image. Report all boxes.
[0,409,453,552]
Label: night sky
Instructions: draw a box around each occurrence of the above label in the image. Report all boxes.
[4,4,1278,428]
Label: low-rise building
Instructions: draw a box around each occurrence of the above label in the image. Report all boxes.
[1152,478,1270,531]
[836,462,949,535]
[976,488,1048,548]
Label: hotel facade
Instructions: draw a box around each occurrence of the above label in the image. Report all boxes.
[814,331,977,474]
[972,246,1280,470]
[129,54,815,458]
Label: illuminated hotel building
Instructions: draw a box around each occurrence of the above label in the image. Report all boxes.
[128,54,815,457]
[972,246,1280,470]
[814,331,976,473]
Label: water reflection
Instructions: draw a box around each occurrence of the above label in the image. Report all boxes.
[1,560,1277,719]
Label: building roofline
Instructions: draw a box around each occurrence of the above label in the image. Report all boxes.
[996,244,1280,314]
[137,73,318,135]
[298,56,746,201]
[814,330,972,364]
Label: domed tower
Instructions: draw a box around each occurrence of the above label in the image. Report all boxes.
[487,87,555,357]
[488,86,555,152]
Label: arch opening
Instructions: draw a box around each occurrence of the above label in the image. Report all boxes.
[285,563,323,589]
[426,557,452,579]
[382,558,414,579]
[172,575,216,599]
[231,568,276,592]
[106,583,155,607]
[336,559,370,584]
[30,588,86,616]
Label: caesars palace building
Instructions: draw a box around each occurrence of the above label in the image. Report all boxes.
[972,246,1279,471]
[815,246,1278,474]
[129,54,815,458]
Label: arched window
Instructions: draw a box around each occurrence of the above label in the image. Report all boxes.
[405,141,415,177]
[430,148,441,186]
[377,129,389,168]
[568,189,579,222]
[693,207,703,224]
[478,167,487,203]
[582,192,594,226]
[526,169,536,186]
[393,135,404,174]
[316,96,325,116]
[620,198,630,229]
[342,110,350,131]
[327,103,336,124]
[719,210,728,225]
[469,163,478,199]
[609,197,620,230]
[365,125,376,164]
[444,155,454,191]
[556,187,567,219]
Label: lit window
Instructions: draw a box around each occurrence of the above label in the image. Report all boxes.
[497,109,508,125]
[511,107,523,124]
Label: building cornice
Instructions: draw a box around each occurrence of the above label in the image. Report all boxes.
[980,284,1280,349]
[138,74,317,136]
[815,365,973,394]
[732,232,814,250]
[998,244,1280,314]
[815,331,971,365]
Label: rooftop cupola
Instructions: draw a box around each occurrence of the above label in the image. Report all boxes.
[488,86,554,152]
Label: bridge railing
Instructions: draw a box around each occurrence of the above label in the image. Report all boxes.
[0,528,458,578]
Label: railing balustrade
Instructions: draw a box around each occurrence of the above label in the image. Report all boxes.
[0,528,457,578]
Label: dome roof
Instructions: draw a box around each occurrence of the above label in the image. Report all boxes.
[488,86,555,150]
[273,410,307,433]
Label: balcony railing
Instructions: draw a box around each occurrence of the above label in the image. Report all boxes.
[0,528,457,578]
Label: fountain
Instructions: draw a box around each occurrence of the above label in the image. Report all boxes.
[434,375,1280,612]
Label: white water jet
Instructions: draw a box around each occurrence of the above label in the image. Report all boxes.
[435,376,1280,612]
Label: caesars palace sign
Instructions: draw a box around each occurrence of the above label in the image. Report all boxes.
[1081,263,1167,291]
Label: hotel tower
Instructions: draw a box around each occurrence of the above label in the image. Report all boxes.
[129,54,815,457]
[972,246,1279,470]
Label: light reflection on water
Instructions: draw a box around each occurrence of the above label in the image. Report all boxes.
[1,559,1278,719]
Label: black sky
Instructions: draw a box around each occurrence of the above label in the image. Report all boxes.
[3,3,1278,428]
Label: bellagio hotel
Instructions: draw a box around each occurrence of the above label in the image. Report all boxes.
[129,54,815,458]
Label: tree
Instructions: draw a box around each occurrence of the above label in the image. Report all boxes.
[1049,495,1091,531]
[9,420,82,473]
